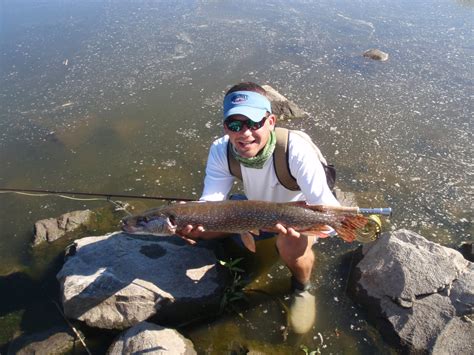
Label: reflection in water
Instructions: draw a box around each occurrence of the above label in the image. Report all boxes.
[0,0,472,352]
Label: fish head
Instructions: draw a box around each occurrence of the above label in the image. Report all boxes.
[121,212,177,236]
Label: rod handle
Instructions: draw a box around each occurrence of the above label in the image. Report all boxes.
[310,205,392,217]
[358,208,392,216]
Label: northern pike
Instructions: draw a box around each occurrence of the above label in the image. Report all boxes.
[121,200,388,251]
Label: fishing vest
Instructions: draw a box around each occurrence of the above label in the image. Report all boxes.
[226,127,336,191]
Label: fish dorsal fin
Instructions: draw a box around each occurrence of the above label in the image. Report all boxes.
[283,201,326,213]
[284,201,310,208]
[285,202,360,215]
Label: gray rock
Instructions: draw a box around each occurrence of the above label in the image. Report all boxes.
[7,326,83,355]
[348,229,473,354]
[33,210,93,246]
[56,232,226,329]
[432,314,474,355]
[107,321,197,354]
[262,85,308,119]
[363,48,389,61]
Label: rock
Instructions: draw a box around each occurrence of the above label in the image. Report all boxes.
[107,321,196,354]
[363,48,389,61]
[459,241,474,262]
[348,229,473,354]
[56,232,226,329]
[334,188,357,207]
[7,326,84,355]
[262,85,308,119]
[33,210,93,246]
[432,315,474,354]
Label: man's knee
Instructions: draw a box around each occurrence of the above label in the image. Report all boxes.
[276,234,313,263]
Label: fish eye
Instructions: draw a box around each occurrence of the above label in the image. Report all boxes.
[137,216,149,224]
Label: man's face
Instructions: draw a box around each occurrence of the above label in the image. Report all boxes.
[224,114,276,158]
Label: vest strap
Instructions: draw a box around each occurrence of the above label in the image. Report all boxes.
[227,142,242,180]
[274,127,299,190]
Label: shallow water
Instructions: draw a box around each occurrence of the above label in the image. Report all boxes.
[0,0,472,352]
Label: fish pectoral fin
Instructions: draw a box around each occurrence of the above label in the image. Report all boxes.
[240,232,256,253]
[250,229,260,236]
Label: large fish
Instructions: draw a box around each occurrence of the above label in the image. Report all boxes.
[121,200,388,251]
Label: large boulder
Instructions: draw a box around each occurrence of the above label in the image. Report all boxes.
[262,85,307,120]
[33,210,93,246]
[107,321,196,354]
[348,229,473,354]
[56,232,227,329]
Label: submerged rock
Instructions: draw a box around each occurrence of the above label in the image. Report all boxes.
[262,85,308,119]
[348,229,473,354]
[334,188,357,207]
[362,48,389,61]
[107,321,196,354]
[56,232,226,329]
[459,241,474,262]
[7,326,84,355]
[33,210,93,246]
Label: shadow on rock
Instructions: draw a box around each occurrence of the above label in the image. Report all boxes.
[56,232,229,330]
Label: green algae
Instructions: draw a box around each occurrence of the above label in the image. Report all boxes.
[0,310,25,348]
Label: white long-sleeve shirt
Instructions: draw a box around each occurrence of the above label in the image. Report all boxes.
[200,131,340,206]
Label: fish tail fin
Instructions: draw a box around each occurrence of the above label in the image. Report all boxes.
[334,215,369,242]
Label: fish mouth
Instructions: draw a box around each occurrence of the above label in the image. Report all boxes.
[166,217,178,234]
[121,222,138,234]
[120,217,177,236]
[120,220,140,234]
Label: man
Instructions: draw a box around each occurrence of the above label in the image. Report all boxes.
[179,82,340,334]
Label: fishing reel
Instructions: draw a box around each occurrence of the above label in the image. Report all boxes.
[355,215,382,243]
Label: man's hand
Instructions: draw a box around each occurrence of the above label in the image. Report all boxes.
[275,223,301,238]
[176,225,206,245]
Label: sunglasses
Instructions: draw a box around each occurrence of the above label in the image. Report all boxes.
[224,116,268,132]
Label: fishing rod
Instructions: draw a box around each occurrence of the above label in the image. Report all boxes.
[313,204,392,216]
[0,187,392,216]
[0,187,196,202]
